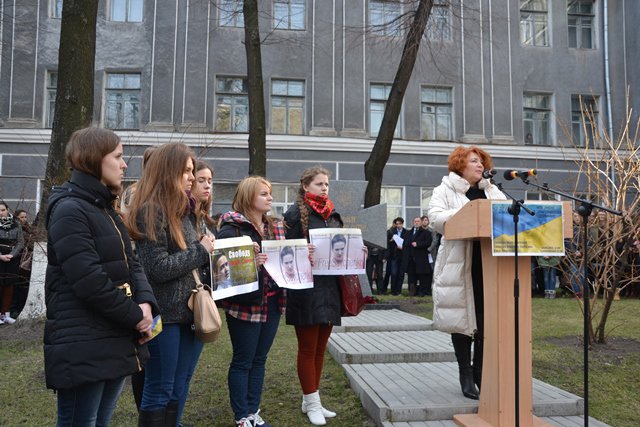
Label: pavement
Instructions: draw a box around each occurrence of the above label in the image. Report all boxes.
[327,308,611,427]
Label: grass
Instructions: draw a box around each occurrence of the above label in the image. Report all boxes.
[1,293,638,426]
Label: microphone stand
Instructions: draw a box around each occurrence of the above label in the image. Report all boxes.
[517,179,621,427]
[493,180,535,427]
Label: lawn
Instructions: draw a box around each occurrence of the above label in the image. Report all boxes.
[1,294,638,426]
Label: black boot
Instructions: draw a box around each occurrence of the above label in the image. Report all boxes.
[452,333,479,400]
[165,401,179,427]
[472,331,483,391]
[138,408,166,427]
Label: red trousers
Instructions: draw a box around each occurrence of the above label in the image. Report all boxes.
[294,324,333,394]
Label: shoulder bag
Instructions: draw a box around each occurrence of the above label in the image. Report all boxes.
[188,270,222,343]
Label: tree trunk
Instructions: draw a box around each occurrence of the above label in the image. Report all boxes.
[35,0,99,226]
[363,0,432,208]
[243,0,267,176]
[19,242,47,320]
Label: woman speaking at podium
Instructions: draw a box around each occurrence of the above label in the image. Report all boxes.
[428,146,506,400]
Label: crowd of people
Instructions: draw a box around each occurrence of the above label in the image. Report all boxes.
[2,126,639,425]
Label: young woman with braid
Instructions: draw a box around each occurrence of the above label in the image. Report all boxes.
[283,167,343,426]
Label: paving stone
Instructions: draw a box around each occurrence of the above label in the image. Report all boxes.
[335,308,434,333]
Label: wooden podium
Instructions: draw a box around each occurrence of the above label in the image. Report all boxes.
[445,200,572,427]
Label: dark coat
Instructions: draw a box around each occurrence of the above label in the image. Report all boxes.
[284,203,343,326]
[387,226,409,261]
[44,171,159,390]
[407,227,433,274]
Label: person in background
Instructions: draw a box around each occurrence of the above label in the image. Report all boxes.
[192,160,217,291]
[387,217,408,296]
[125,143,215,427]
[428,145,506,400]
[217,176,286,427]
[0,201,24,325]
[365,242,385,295]
[405,217,432,297]
[537,255,560,299]
[44,127,159,426]
[284,166,365,426]
[11,209,33,319]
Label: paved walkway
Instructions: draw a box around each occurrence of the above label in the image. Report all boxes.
[328,308,610,427]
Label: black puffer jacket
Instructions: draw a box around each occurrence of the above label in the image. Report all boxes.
[284,203,343,326]
[44,171,159,390]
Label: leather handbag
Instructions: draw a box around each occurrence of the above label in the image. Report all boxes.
[338,275,365,317]
[187,270,222,343]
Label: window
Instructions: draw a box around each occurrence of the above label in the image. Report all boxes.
[421,86,452,140]
[420,188,433,216]
[381,187,404,222]
[270,184,300,217]
[567,0,594,49]
[571,94,599,147]
[110,0,143,22]
[105,73,141,130]
[50,0,63,18]
[215,77,249,132]
[46,72,58,128]
[525,191,557,201]
[426,0,451,41]
[369,84,401,138]
[274,0,305,30]
[219,0,244,27]
[520,0,549,46]
[369,0,402,36]
[271,79,305,135]
[523,92,551,145]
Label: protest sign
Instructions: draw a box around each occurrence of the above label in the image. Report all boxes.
[308,228,366,275]
[210,236,259,300]
[262,239,314,289]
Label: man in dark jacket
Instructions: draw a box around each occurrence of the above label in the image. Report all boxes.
[387,217,409,295]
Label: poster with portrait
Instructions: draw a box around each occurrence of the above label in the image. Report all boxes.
[261,239,314,289]
[308,228,366,275]
[210,236,259,300]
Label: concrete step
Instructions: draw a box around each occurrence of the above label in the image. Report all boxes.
[343,362,584,424]
[381,416,610,427]
[335,309,433,333]
[328,330,455,364]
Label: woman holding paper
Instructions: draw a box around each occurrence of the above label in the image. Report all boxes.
[428,146,506,400]
[217,176,286,427]
[284,166,344,425]
[125,143,215,427]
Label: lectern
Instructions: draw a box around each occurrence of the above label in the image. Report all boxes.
[444,200,572,427]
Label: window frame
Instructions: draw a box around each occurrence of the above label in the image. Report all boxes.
[567,0,595,49]
[45,71,58,128]
[215,76,249,133]
[104,72,142,130]
[420,86,453,141]
[369,0,403,37]
[270,79,306,135]
[381,186,405,223]
[273,0,306,31]
[369,83,402,138]
[571,94,599,148]
[520,0,549,47]
[426,0,451,41]
[109,0,143,23]
[219,0,244,28]
[50,0,63,18]
[523,92,552,146]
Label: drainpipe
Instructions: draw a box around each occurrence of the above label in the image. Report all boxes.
[603,0,616,205]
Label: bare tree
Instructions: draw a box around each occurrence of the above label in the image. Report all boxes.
[363,0,434,208]
[243,0,267,176]
[36,0,99,225]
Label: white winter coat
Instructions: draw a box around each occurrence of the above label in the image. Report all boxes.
[428,172,506,336]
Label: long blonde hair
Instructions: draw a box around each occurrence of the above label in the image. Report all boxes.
[231,176,276,239]
[124,143,195,249]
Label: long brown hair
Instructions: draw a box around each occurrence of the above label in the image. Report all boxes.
[194,160,216,233]
[124,143,195,249]
[231,176,276,239]
[293,166,331,236]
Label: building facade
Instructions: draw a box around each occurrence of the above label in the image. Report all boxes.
[0,0,637,221]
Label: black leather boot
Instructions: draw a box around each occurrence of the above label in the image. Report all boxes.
[138,408,166,427]
[472,331,483,391]
[165,401,179,427]
[452,333,479,400]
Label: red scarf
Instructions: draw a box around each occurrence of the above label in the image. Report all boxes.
[304,192,334,220]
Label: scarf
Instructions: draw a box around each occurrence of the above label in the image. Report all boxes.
[0,215,15,230]
[304,192,334,220]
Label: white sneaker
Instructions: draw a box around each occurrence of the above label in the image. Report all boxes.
[235,418,252,427]
[248,409,271,426]
[2,313,15,324]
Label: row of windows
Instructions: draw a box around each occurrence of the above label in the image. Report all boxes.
[520,0,596,49]
[45,72,599,147]
[48,0,451,40]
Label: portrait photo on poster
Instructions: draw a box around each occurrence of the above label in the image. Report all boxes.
[209,236,259,300]
[308,228,366,275]
[262,239,314,289]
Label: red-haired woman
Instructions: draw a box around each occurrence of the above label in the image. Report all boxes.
[428,146,506,400]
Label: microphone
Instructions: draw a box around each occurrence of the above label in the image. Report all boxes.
[482,169,496,179]
[503,169,537,180]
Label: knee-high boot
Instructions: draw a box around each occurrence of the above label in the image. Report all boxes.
[472,331,483,392]
[452,333,479,400]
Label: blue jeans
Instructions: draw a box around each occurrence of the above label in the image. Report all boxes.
[542,267,557,292]
[141,323,204,424]
[226,296,281,421]
[389,257,404,295]
[56,377,125,427]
